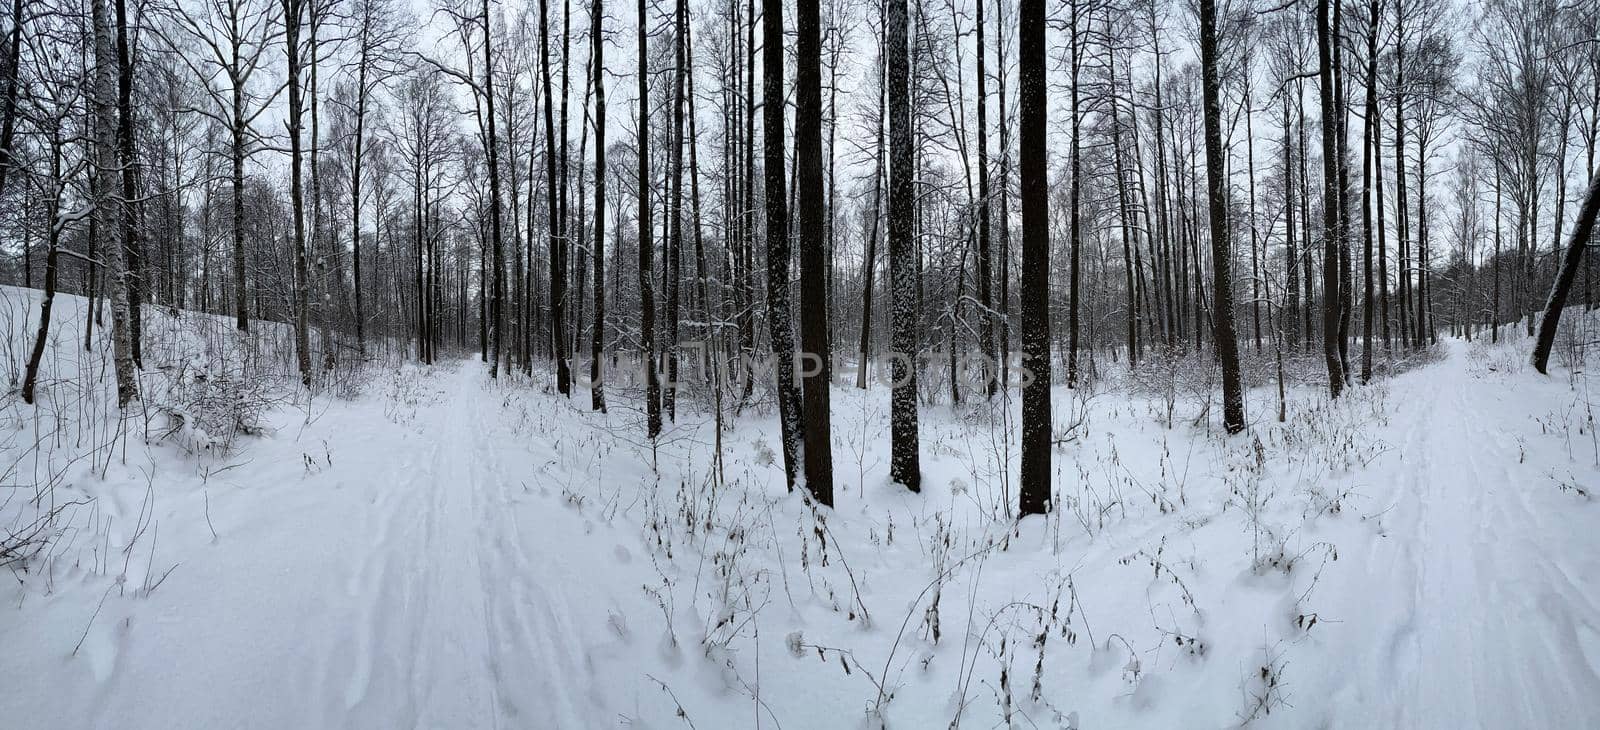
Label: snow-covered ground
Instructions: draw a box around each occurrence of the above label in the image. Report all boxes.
[3,285,1599,729]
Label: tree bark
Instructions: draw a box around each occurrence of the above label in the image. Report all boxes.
[543,0,569,391]
[1198,0,1245,432]
[590,0,606,411]
[886,0,920,492]
[763,0,803,489]
[283,0,313,386]
[92,0,136,405]
[1317,0,1346,397]
[1018,0,1051,515]
[794,0,833,505]
[639,0,662,438]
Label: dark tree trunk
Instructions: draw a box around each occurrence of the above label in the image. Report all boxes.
[1361,0,1378,379]
[0,0,22,200]
[543,0,570,391]
[591,0,607,411]
[231,84,248,331]
[115,0,141,367]
[1018,0,1051,516]
[1065,4,1081,387]
[1532,169,1600,373]
[1198,0,1244,432]
[886,0,919,492]
[1333,0,1351,380]
[22,141,64,405]
[1317,0,1346,397]
[284,0,313,386]
[763,0,803,489]
[976,0,995,396]
[639,0,661,438]
[1284,98,1300,350]
[483,0,506,377]
[794,0,833,505]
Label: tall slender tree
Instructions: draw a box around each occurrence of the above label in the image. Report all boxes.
[1317,0,1346,396]
[764,0,803,489]
[1018,0,1051,516]
[283,0,313,385]
[544,0,571,392]
[886,0,918,492]
[1197,0,1244,431]
[92,0,136,405]
[794,0,833,504]
[590,0,607,411]
[639,0,662,437]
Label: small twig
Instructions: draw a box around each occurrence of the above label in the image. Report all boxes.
[72,584,115,657]
[644,674,698,729]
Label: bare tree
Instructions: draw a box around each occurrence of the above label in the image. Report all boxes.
[162,0,283,331]
[341,0,404,354]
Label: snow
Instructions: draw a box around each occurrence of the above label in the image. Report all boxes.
[3,285,1599,728]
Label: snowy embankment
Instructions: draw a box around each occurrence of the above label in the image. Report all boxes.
[2,285,1598,729]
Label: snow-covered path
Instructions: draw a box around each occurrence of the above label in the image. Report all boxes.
[3,361,636,729]
[308,363,607,729]
[1324,340,1600,728]
[5,320,1600,728]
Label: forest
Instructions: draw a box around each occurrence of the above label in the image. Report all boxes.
[2,0,1599,724]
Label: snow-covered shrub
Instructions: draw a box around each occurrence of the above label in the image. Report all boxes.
[156,358,279,455]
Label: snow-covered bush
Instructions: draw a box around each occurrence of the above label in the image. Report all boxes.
[156,358,279,455]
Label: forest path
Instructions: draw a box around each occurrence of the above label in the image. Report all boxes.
[0,357,632,730]
[1330,339,1600,728]
[321,361,617,729]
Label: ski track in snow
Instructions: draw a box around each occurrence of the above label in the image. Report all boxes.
[1331,340,1600,729]
[312,363,603,729]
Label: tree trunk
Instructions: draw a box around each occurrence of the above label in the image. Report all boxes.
[483,0,506,377]
[1065,3,1082,387]
[639,0,661,438]
[1018,0,1051,516]
[22,139,64,405]
[976,0,995,396]
[795,0,832,505]
[0,0,22,200]
[115,0,141,367]
[763,0,803,489]
[543,0,569,391]
[1317,0,1346,397]
[283,0,313,386]
[1531,169,1600,373]
[591,0,607,411]
[231,82,248,331]
[886,0,920,491]
[1198,0,1245,432]
[92,0,136,405]
[1361,0,1378,379]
